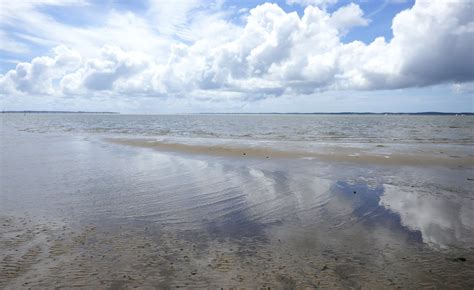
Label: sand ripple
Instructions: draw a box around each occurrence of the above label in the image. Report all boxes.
[1,215,473,289]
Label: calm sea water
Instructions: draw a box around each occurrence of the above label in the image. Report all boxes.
[2,113,473,144]
[1,113,473,287]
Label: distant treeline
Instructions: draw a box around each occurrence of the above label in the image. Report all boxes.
[1,111,472,115]
[198,112,474,115]
[1,111,119,114]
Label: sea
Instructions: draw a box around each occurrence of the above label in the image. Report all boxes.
[1,113,473,288]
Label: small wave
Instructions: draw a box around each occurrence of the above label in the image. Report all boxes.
[190,129,219,137]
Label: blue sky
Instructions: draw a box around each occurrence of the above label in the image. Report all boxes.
[0,0,473,113]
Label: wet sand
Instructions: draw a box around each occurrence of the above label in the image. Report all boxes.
[2,214,473,289]
[107,137,474,167]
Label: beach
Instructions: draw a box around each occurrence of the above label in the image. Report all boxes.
[1,114,473,288]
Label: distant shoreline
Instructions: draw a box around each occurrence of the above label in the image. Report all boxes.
[1,111,472,115]
[1,111,119,114]
[195,112,474,116]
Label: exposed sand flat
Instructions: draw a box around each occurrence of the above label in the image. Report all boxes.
[1,215,473,289]
[107,137,474,167]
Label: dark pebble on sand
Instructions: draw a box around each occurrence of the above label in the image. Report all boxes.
[243,152,246,155]
[454,257,467,262]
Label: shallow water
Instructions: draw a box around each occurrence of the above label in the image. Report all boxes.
[1,114,473,288]
[2,113,473,144]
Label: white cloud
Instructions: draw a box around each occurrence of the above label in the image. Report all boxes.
[329,3,369,35]
[0,45,81,95]
[147,0,203,40]
[0,31,31,54]
[0,0,171,59]
[286,0,338,8]
[65,46,151,92]
[0,0,473,105]
[451,82,474,94]
[393,1,474,86]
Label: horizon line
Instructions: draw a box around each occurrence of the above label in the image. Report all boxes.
[1,111,473,115]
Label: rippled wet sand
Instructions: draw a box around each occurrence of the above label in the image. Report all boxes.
[1,130,474,288]
[2,214,473,289]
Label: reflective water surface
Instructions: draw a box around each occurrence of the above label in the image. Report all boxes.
[1,114,473,288]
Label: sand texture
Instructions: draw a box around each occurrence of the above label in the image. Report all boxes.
[1,215,473,289]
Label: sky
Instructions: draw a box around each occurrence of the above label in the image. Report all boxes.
[0,0,473,113]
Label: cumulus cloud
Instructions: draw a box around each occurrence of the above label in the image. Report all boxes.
[0,46,81,95]
[329,3,369,35]
[61,46,151,93]
[388,1,474,87]
[0,0,473,102]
